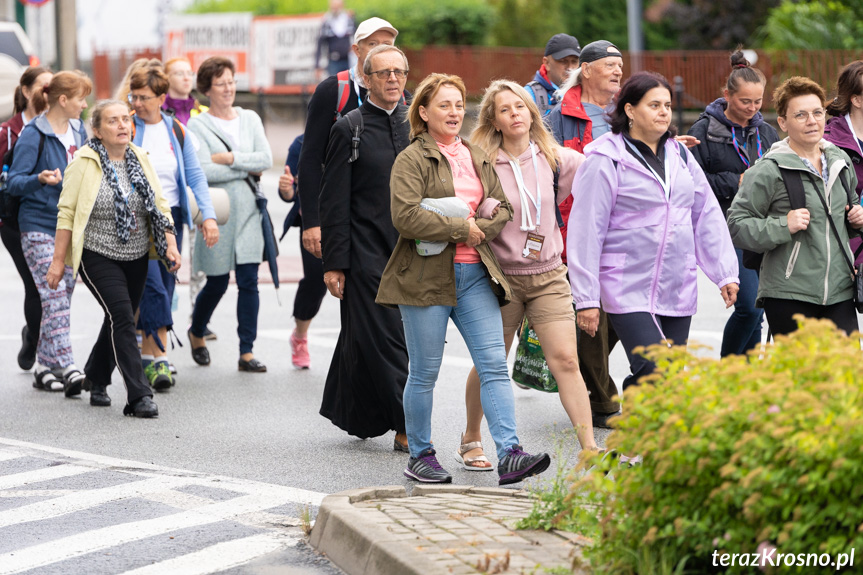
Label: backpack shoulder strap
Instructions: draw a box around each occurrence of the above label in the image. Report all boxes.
[677,140,687,164]
[335,69,351,119]
[344,107,364,164]
[171,118,185,151]
[526,81,549,116]
[552,164,563,228]
[778,166,806,210]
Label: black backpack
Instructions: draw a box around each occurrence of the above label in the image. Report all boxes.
[740,167,811,271]
[0,129,45,225]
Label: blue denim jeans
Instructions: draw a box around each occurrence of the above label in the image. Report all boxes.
[720,248,763,357]
[191,263,259,355]
[399,263,519,461]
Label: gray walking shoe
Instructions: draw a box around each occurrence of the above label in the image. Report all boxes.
[404,448,452,483]
[498,445,550,485]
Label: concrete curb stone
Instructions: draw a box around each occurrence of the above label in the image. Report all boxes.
[310,484,583,575]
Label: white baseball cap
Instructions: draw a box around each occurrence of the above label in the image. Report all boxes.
[354,17,398,44]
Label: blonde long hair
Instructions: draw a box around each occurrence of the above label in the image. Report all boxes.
[471,79,559,172]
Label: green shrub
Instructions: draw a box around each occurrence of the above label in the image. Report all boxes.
[532,318,863,574]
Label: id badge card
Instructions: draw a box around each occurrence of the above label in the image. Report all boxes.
[522,232,544,260]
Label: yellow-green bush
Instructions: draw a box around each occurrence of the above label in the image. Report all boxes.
[553,318,863,574]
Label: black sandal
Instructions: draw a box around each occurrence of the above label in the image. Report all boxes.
[34,369,63,392]
[187,328,210,366]
[63,368,85,397]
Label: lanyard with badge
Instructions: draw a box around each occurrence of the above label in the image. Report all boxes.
[730,126,763,168]
[509,142,544,260]
[110,163,138,231]
[625,139,671,199]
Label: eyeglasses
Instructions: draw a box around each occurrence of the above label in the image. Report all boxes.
[170,71,195,78]
[127,93,157,103]
[787,109,826,123]
[369,69,408,80]
[211,80,237,89]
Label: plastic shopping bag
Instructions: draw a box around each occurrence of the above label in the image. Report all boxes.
[511,317,558,393]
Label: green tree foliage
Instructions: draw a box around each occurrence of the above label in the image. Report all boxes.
[558,0,681,51]
[760,0,863,50]
[660,0,780,49]
[489,0,564,48]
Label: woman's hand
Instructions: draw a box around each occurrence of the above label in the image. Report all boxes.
[721,283,739,308]
[201,218,219,248]
[847,204,863,229]
[787,208,811,234]
[577,308,600,337]
[45,259,65,290]
[165,233,181,272]
[211,152,234,165]
[38,169,62,185]
[278,166,295,201]
[466,217,485,247]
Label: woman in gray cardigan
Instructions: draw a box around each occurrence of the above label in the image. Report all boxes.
[187,57,273,372]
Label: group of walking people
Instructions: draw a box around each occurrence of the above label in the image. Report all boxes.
[3,18,862,485]
[2,54,274,417]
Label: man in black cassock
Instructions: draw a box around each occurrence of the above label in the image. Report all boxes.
[318,45,411,450]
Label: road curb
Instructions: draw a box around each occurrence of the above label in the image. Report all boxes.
[310,485,533,575]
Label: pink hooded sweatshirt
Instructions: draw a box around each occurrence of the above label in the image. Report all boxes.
[489,146,584,276]
[567,132,738,317]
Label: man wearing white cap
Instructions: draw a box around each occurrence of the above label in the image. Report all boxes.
[290,17,402,369]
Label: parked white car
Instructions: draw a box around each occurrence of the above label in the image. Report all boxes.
[0,22,38,120]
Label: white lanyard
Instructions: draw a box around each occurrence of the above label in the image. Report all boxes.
[509,141,542,231]
[844,114,863,158]
[625,139,671,199]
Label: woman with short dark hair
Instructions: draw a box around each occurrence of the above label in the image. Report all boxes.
[187,57,273,372]
[729,76,863,336]
[568,71,739,391]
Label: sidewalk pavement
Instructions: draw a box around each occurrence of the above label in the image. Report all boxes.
[310,485,592,575]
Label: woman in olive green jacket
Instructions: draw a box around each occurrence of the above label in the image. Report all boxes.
[377,74,550,487]
[727,76,863,336]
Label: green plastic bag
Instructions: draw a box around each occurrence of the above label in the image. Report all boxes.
[511,317,558,393]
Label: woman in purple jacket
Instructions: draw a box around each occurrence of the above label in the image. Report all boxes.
[567,72,739,391]
[825,60,863,264]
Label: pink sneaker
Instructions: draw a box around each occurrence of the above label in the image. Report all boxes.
[290,331,310,369]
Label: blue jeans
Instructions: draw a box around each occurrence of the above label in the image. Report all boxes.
[720,248,763,357]
[399,263,519,461]
[191,263,259,355]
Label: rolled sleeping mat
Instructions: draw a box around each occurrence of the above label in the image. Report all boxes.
[187,187,230,225]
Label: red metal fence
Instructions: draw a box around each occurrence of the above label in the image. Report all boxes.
[91,47,863,110]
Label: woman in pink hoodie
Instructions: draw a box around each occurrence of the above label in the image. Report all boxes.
[568,72,739,393]
[458,80,599,470]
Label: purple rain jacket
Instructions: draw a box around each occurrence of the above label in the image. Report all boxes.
[566,131,739,317]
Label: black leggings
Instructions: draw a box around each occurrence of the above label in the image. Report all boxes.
[762,298,858,336]
[607,312,692,390]
[293,231,327,321]
[0,223,40,345]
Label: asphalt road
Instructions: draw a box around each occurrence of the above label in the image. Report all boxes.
[0,162,742,573]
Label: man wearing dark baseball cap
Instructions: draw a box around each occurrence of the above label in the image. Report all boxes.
[547,39,625,429]
[524,33,581,116]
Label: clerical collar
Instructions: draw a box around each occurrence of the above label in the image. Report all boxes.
[367,98,397,116]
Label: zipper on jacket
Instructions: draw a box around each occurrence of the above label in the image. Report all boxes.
[785,241,801,279]
[823,191,832,305]
[648,175,671,315]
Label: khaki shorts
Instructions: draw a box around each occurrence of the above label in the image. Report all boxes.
[500,264,576,334]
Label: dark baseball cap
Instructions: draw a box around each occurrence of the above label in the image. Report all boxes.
[545,34,581,60]
[579,40,623,65]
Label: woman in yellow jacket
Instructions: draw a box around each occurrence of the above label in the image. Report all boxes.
[47,100,180,418]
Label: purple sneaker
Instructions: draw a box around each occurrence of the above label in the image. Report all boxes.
[404,448,452,483]
[498,445,551,485]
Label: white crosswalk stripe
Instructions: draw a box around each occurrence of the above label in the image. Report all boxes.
[0,438,328,575]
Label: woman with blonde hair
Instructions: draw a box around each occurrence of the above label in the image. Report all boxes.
[457,80,598,470]
[8,70,91,394]
[162,57,207,126]
[377,73,550,485]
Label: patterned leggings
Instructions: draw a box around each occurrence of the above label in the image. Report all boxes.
[21,231,75,369]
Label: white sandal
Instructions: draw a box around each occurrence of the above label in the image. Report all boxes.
[454,433,493,471]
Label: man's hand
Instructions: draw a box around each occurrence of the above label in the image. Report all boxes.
[675,135,700,149]
[324,270,345,299]
[201,218,219,248]
[278,166,295,201]
[577,308,600,337]
[302,226,322,258]
[847,204,863,229]
[788,208,811,234]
